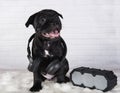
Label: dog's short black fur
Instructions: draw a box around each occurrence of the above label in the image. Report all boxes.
[25,9,69,92]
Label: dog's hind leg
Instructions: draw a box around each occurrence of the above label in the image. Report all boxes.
[56,59,70,83]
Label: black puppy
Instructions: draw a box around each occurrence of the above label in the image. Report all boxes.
[25,9,69,92]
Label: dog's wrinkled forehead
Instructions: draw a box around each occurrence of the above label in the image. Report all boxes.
[25,9,63,31]
[34,11,61,28]
[38,10,63,18]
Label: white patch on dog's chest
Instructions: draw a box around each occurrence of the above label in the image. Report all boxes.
[44,50,53,57]
[45,50,50,56]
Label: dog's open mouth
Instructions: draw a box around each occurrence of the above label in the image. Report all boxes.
[42,30,60,39]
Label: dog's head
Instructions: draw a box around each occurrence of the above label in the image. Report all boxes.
[25,9,63,39]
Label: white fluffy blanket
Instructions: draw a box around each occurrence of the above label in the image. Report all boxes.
[0,70,119,93]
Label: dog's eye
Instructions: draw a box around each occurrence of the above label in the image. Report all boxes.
[39,18,46,24]
[41,18,46,22]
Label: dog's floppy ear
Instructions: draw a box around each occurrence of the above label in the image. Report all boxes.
[57,13,63,19]
[53,10,63,19]
[57,12,63,19]
[25,13,38,27]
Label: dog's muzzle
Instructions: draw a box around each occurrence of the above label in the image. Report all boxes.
[42,30,60,39]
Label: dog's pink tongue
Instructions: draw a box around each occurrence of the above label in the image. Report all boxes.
[49,30,60,38]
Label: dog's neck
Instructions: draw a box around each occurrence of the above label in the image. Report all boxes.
[43,40,51,49]
[43,39,56,58]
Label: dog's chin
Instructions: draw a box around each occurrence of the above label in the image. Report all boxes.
[41,30,60,39]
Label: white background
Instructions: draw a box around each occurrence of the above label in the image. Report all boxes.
[0,0,120,70]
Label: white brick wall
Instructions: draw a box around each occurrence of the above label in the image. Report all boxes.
[0,0,120,70]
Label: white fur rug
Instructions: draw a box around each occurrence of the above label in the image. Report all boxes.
[0,70,119,93]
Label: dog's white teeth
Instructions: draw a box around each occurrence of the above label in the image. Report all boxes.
[43,33,48,35]
[42,31,60,38]
[54,30,58,34]
[46,33,49,36]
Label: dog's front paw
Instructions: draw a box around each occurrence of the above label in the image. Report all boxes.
[64,76,70,82]
[29,84,42,92]
[57,76,70,83]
